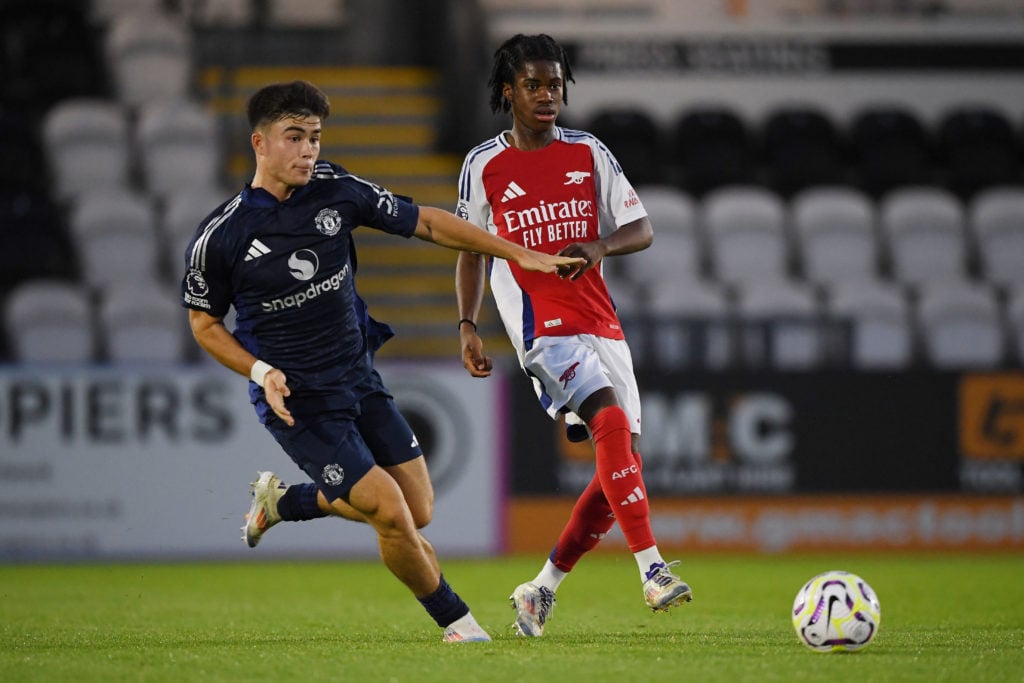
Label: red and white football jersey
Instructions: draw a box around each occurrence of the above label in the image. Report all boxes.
[456,127,647,356]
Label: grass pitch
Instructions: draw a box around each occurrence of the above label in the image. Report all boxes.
[1,553,1022,682]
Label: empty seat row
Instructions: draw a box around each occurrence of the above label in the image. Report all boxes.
[586,104,1024,199]
[616,277,1024,372]
[0,183,228,298]
[4,2,195,112]
[618,183,1024,293]
[2,278,191,364]
[7,274,1017,370]
[56,185,231,289]
[43,97,223,203]
[91,0,344,29]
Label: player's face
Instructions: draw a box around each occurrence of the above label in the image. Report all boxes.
[504,60,563,132]
[252,114,321,195]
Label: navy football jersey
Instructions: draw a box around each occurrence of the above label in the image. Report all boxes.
[181,161,418,422]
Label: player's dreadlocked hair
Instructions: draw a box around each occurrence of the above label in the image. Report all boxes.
[488,33,574,115]
[247,80,331,130]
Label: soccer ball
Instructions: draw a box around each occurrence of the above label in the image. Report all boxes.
[792,570,881,652]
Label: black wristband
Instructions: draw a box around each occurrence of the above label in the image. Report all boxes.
[458,318,478,332]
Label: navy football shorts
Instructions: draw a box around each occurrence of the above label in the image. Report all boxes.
[265,390,422,501]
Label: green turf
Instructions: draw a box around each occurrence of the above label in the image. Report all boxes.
[1,554,1021,682]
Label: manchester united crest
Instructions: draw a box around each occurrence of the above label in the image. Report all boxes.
[322,463,345,486]
[314,207,342,236]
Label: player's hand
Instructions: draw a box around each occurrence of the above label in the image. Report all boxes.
[517,250,587,277]
[460,329,493,378]
[557,242,605,281]
[263,369,294,427]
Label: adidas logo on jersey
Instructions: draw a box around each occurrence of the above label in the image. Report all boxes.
[500,181,526,203]
[620,486,645,506]
[244,239,271,262]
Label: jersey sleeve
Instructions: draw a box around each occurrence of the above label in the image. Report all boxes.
[346,175,419,238]
[588,135,648,233]
[181,220,233,318]
[455,151,491,232]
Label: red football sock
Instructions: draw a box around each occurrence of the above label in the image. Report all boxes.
[591,406,655,553]
[550,473,616,572]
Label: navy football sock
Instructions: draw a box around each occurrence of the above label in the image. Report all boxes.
[276,483,327,521]
[417,575,470,628]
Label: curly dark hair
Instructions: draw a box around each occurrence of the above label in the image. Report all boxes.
[246,80,331,130]
[488,33,574,115]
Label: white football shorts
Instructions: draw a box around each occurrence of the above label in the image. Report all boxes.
[522,334,642,435]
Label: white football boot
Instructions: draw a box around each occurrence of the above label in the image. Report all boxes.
[510,582,556,636]
[242,471,286,548]
[643,561,693,612]
[442,612,492,643]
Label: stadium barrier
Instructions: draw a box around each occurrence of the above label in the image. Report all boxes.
[3,364,1021,559]
[0,362,503,561]
[507,368,1024,553]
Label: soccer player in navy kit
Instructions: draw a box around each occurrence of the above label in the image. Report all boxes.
[181,80,584,643]
[455,35,693,637]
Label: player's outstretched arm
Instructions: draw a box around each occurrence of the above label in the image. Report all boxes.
[188,309,294,426]
[415,206,586,275]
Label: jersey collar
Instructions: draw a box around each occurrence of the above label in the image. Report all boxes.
[498,126,564,149]
[242,182,312,207]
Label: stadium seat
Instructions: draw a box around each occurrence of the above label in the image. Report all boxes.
[104,9,193,106]
[3,279,97,363]
[267,0,346,26]
[89,0,165,24]
[68,190,160,288]
[968,186,1024,288]
[137,99,222,198]
[937,106,1020,199]
[878,186,968,286]
[849,105,933,198]
[585,107,665,186]
[647,276,734,370]
[701,185,789,285]
[916,281,1006,368]
[623,185,701,290]
[100,279,190,363]
[790,186,878,285]
[42,98,132,202]
[671,106,754,197]
[761,106,847,197]
[735,278,823,370]
[181,0,255,27]
[826,279,914,369]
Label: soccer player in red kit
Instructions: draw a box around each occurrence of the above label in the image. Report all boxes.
[455,34,693,637]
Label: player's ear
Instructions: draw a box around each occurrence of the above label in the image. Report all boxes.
[251,130,264,155]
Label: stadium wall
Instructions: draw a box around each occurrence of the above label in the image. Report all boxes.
[2,364,1021,560]
[507,369,1024,553]
[0,362,504,562]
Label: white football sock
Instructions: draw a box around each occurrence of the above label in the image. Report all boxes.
[635,546,666,579]
[533,559,568,593]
